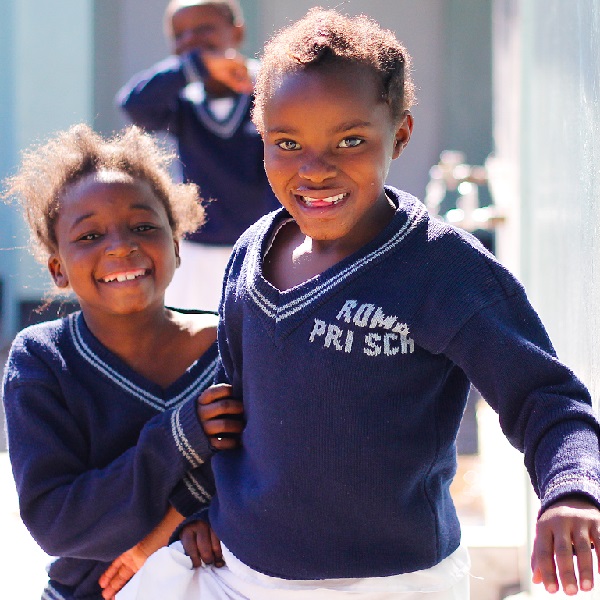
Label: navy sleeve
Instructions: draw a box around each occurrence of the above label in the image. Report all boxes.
[3,349,214,562]
[116,53,204,134]
[443,290,600,512]
[169,462,215,517]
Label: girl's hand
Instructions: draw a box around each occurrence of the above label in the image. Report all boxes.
[197,384,244,451]
[98,506,184,598]
[99,545,148,599]
[180,520,224,568]
[532,496,600,595]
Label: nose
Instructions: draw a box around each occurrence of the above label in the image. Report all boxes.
[298,152,337,183]
[105,230,138,257]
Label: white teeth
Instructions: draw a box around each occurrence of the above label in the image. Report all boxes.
[103,271,145,283]
[301,193,347,205]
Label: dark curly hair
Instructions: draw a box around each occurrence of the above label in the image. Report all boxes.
[252,7,416,134]
[3,124,204,263]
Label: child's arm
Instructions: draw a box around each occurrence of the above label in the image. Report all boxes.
[116,55,193,132]
[116,50,252,133]
[98,506,185,599]
[438,274,600,594]
[2,338,214,564]
[532,495,600,595]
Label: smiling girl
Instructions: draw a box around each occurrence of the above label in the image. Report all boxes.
[1,124,241,600]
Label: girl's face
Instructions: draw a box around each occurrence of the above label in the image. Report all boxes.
[169,4,243,55]
[48,173,179,319]
[262,62,412,254]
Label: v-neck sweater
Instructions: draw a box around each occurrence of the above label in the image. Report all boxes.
[2,311,218,599]
[209,186,600,580]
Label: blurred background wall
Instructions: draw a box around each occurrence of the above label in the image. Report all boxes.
[492,2,600,595]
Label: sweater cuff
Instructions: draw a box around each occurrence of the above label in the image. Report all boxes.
[169,463,215,517]
[170,397,212,469]
[539,473,600,515]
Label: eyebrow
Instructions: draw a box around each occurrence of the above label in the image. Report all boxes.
[69,204,160,230]
[267,119,373,136]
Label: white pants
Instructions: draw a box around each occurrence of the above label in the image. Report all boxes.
[165,241,233,312]
[117,542,471,600]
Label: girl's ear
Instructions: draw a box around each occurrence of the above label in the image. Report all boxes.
[393,111,414,159]
[174,240,181,268]
[48,255,69,288]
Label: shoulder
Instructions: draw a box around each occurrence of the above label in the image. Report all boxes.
[4,315,75,385]
[167,309,218,358]
[9,315,73,355]
[233,208,285,254]
[168,309,219,334]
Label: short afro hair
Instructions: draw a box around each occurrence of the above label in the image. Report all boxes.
[252,7,416,134]
[3,124,204,263]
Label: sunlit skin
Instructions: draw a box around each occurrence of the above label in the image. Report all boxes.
[261,61,412,290]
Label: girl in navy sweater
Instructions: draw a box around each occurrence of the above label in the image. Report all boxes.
[122,8,600,600]
[2,124,241,600]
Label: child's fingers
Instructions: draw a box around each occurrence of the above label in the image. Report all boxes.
[182,521,221,567]
[531,527,559,594]
[100,564,135,599]
[195,524,218,565]
[202,416,244,437]
[198,398,244,421]
[210,436,241,451]
[210,528,225,568]
[181,526,203,568]
[99,558,121,588]
[198,384,235,406]
[203,417,244,450]
[553,534,580,595]
[574,528,596,592]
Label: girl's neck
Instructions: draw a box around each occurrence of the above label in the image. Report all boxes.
[81,306,178,370]
[80,305,217,389]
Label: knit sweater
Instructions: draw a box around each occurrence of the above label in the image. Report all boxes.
[116,52,279,246]
[2,311,218,599]
[208,186,600,580]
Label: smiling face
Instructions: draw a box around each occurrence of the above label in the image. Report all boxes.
[48,172,179,320]
[168,3,243,55]
[262,61,412,254]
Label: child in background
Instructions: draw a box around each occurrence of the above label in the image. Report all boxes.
[120,8,600,599]
[116,0,279,311]
[1,124,242,600]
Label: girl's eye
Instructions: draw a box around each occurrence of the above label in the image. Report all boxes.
[133,224,156,233]
[338,137,363,148]
[276,140,300,151]
[76,233,100,242]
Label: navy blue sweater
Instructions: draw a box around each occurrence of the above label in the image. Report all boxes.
[2,312,218,599]
[208,186,600,580]
[116,52,279,246]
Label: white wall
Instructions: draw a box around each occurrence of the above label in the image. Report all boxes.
[493,1,600,596]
